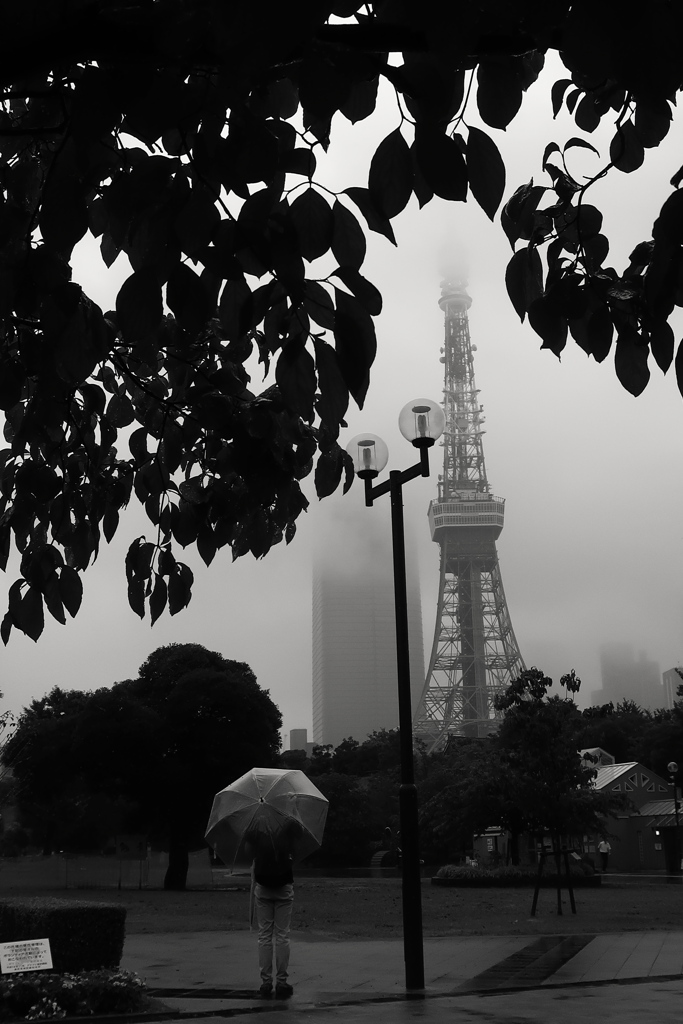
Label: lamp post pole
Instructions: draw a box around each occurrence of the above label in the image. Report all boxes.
[347,401,445,993]
[668,761,680,874]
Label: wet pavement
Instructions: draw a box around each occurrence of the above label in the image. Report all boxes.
[121,928,683,1022]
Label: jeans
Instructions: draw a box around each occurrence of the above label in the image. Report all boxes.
[254,883,294,985]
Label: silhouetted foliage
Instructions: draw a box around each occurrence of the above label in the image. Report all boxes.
[3,644,281,887]
[419,669,625,864]
[2,3,683,639]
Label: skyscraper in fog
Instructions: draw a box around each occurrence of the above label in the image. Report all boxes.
[663,667,682,709]
[311,511,424,748]
[592,643,663,710]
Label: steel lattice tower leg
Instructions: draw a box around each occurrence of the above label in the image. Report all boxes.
[413,281,525,751]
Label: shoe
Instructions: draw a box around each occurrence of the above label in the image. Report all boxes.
[259,983,272,999]
[275,983,294,998]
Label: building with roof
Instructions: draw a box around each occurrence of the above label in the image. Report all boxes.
[591,762,681,873]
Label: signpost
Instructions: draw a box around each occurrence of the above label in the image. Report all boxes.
[0,939,52,974]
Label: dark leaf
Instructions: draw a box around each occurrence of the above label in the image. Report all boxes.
[527,293,568,356]
[40,179,89,254]
[197,524,217,567]
[219,277,254,340]
[174,188,221,258]
[610,120,644,173]
[582,233,609,271]
[59,566,83,618]
[645,244,680,320]
[331,267,382,315]
[635,98,672,149]
[314,445,345,499]
[368,129,413,219]
[166,263,214,334]
[289,188,334,261]
[501,182,546,247]
[0,360,24,411]
[652,190,683,244]
[44,573,66,625]
[575,205,603,241]
[333,289,376,407]
[650,320,674,374]
[17,586,44,642]
[1,612,11,645]
[127,576,145,619]
[344,187,397,244]
[615,325,650,396]
[149,574,168,626]
[331,200,366,269]
[676,340,683,399]
[551,79,573,118]
[413,126,467,202]
[670,166,683,190]
[467,127,506,221]
[339,76,379,124]
[116,270,163,343]
[103,507,120,543]
[168,564,193,615]
[276,342,317,421]
[304,281,336,330]
[281,148,317,177]
[171,502,199,547]
[574,95,601,133]
[583,305,615,362]
[107,393,136,428]
[313,338,349,433]
[542,143,561,170]
[476,59,523,130]
[566,88,581,115]
[564,137,600,157]
[505,247,543,320]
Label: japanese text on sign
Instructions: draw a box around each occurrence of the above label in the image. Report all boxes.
[0,939,53,974]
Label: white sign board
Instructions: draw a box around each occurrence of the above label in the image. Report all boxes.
[0,938,52,974]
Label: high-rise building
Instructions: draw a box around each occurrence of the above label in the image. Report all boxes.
[591,643,663,709]
[311,511,424,748]
[663,667,683,709]
[413,280,525,750]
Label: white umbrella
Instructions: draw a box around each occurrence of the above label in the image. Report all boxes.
[205,767,328,866]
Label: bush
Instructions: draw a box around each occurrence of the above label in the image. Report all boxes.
[432,862,601,887]
[0,899,125,972]
[0,969,147,1020]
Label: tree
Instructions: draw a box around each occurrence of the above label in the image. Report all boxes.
[577,699,653,763]
[492,668,622,854]
[3,644,282,887]
[300,730,403,864]
[2,2,683,641]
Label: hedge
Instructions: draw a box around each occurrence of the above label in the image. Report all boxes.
[0,899,126,973]
[431,863,602,888]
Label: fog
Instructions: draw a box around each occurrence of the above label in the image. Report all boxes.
[2,61,682,745]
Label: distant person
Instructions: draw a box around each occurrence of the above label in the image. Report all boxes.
[244,820,302,999]
[598,839,611,871]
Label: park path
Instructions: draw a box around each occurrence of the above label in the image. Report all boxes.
[121,928,683,1021]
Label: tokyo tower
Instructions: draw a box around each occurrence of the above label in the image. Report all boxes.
[413,280,525,750]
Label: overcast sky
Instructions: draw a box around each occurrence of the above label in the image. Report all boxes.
[2,57,682,747]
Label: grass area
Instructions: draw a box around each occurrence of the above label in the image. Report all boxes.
[2,877,681,939]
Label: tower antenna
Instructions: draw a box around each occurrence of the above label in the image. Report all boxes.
[413,279,525,750]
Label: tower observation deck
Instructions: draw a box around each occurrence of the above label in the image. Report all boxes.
[413,280,525,750]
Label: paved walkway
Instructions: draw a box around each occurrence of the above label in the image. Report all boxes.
[121,929,683,1021]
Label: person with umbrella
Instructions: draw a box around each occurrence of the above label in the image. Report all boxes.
[245,817,302,998]
[205,767,328,1000]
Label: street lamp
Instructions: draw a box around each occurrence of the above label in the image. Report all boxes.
[667,761,681,875]
[346,399,445,993]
